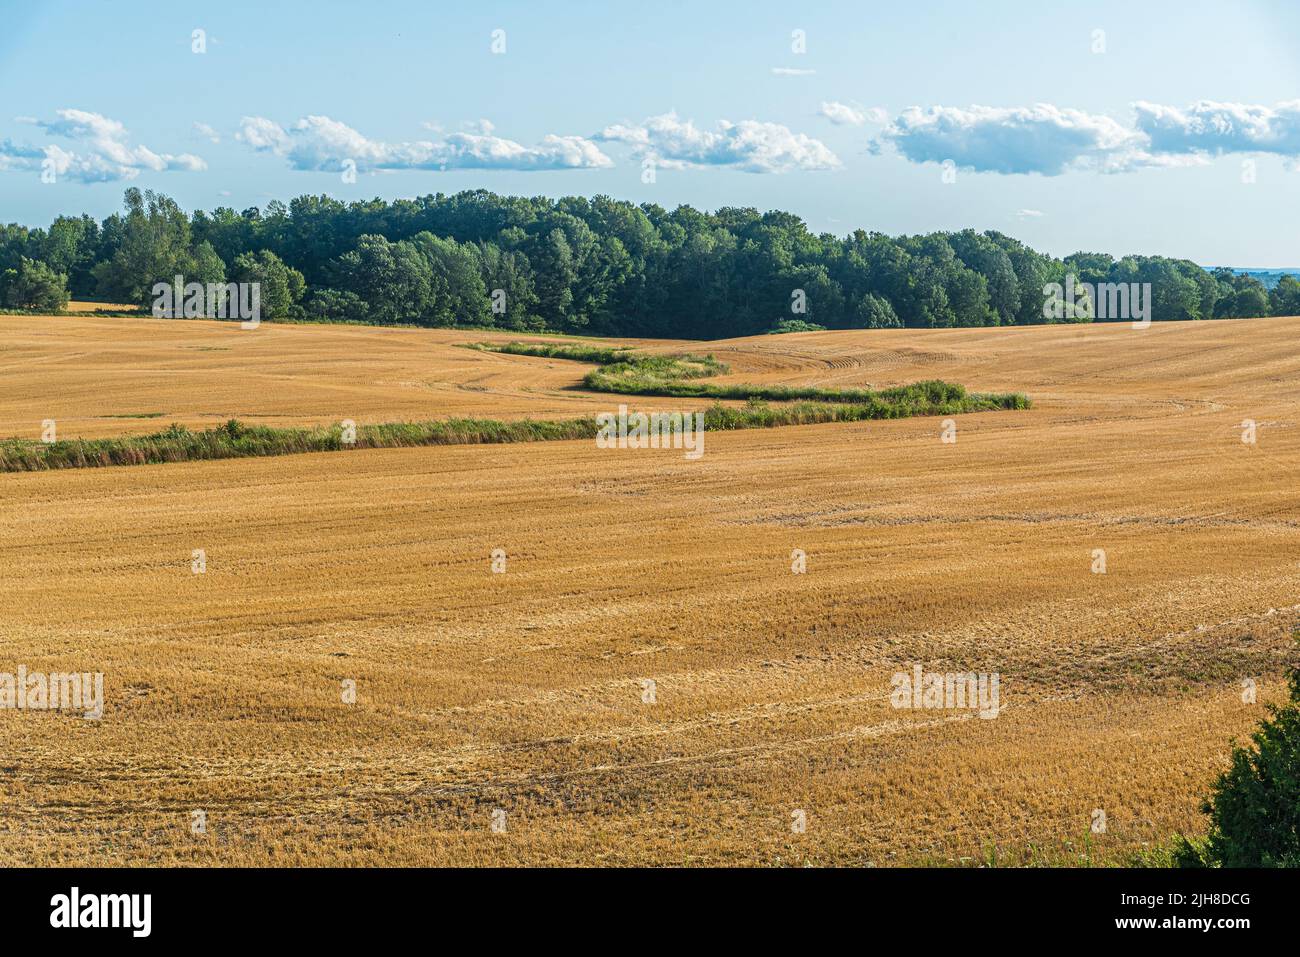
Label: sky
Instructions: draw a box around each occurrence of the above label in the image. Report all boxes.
[2,0,1300,265]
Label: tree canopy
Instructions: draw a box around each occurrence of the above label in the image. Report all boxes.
[0,188,1284,337]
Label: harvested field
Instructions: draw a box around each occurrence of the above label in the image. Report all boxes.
[0,312,1297,865]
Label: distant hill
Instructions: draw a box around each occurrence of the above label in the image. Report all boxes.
[1212,268,1300,290]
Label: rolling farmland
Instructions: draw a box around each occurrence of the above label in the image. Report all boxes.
[0,312,1297,865]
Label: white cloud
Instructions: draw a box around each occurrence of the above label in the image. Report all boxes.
[873,103,1223,175]
[596,111,839,173]
[877,103,1148,175]
[0,138,43,175]
[1016,208,1044,219]
[235,115,292,153]
[872,100,1300,175]
[193,122,221,144]
[819,102,889,126]
[1133,100,1300,157]
[236,115,612,172]
[772,67,816,76]
[820,102,866,126]
[0,108,205,182]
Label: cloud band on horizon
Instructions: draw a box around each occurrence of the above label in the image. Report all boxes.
[236,115,613,173]
[873,100,1300,175]
[596,111,839,173]
[0,109,205,183]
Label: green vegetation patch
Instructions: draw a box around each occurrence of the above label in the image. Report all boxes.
[1,379,1028,473]
[583,353,730,392]
[581,351,1027,410]
[1,337,1025,473]
[0,417,600,472]
[462,340,635,364]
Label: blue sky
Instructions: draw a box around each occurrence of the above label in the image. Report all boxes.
[3,0,1300,265]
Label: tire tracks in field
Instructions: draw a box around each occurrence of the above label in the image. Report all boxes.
[339,601,1300,809]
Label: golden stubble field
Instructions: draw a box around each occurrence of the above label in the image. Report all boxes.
[1,313,1298,865]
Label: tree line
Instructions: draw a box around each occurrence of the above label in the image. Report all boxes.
[2,187,1296,336]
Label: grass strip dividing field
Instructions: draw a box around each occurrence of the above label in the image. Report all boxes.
[0,383,1027,472]
[461,340,638,364]
[581,353,1023,408]
[0,418,597,472]
[472,343,1026,409]
[466,341,730,375]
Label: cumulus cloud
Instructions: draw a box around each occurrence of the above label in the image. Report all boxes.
[0,108,206,182]
[871,100,1300,175]
[0,138,43,175]
[872,103,1225,175]
[1133,100,1300,157]
[236,115,612,172]
[819,102,865,126]
[819,102,889,126]
[234,115,292,153]
[193,122,221,144]
[596,111,839,173]
[876,104,1150,174]
[1016,208,1044,219]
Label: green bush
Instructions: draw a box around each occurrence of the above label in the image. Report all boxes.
[463,341,634,364]
[767,318,826,334]
[1179,644,1300,867]
[2,257,70,312]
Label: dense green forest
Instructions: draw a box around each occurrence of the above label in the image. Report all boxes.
[2,187,1297,337]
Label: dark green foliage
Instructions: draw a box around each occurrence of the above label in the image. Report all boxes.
[1,257,70,311]
[231,249,304,319]
[1210,267,1271,319]
[768,318,826,334]
[853,293,901,329]
[1267,274,1300,318]
[1174,642,1300,867]
[2,188,1280,334]
[90,189,198,307]
[304,288,367,324]
[463,341,635,364]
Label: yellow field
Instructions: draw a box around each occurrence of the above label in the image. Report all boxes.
[1,312,1297,865]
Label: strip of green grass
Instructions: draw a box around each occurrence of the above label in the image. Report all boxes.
[586,353,729,383]
[461,341,636,364]
[0,385,1028,473]
[586,360,1027,410]
[577,352,1028,411]
[0,418,601,472]
[1,340,1027,472]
